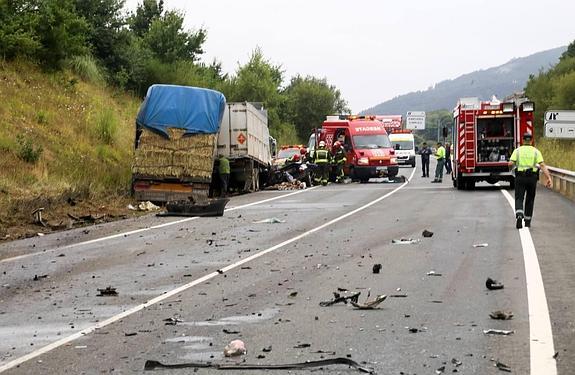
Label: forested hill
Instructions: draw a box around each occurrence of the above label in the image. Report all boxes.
[362,46,566,114]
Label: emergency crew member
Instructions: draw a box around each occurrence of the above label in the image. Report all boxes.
[286,153,301,165]
[431,142,445,183]
[420,142,432,178]
[444,142,452,174]
[299,147,308,163]
[508,133,552,229]
[218,154,230,197]
[313,141,331,186]
[332,141,346,183]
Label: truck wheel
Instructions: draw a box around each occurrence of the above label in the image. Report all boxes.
[360,178,370,183]
[466,180,475,190]
[411,161,416,168]
[252,168,260,192]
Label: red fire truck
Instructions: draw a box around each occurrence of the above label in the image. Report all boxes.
[451,97,535,190]
[309,115,399,182]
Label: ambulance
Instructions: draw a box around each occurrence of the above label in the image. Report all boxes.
[388,130,416,167]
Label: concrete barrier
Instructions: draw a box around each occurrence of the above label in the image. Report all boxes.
[540,166,575,201]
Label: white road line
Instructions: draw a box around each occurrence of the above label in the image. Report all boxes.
[0,170,414,372]
[0,188,317,264]
[500,188,557,375]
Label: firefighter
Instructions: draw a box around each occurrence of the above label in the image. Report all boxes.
[431,142,445,183]
[332,141,346,183]
[299,147,308,163]
[313,140,331,186]
[508,133,552,229]
[286,153,300,165]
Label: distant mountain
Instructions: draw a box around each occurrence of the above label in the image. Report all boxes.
[361,46,566,115]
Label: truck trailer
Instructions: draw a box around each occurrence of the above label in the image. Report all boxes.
[451,97,535,190]
[216,102,272,192]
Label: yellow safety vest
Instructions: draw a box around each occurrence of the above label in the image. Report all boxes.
[511,145,543,172]
[315,148,330,164]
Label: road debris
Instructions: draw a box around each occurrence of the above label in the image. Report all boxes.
[33,274,48,281]
[451,358,462,367]
[96,286,118,296]
[407,327,425,333]
[32,208,47,227]
[350,294,387,310]
[222,329,240,334]
[267,181,307,190]
[124,332,138,337]
[144,358,374,373]
[495,360,512,372]
[483,329,514,336]
[262,346,272,352]
[486,278,504,290]
[422,229,434,238]
[392,238,420,245]
[490,311,514,320]
[389,294,408,298]
[253,217,286,224]
[128,201,160,211]
[163,317,183,326]
[372,264,382,274]
[224,339,246,357]
[293,343,311,348]
[427,271,442,276]
[288,291,298,298]
[319,291,361,307]
[473,243,489,248]
[435,365,445,374]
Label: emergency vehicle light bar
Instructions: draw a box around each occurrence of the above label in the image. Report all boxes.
[502,102,514,113]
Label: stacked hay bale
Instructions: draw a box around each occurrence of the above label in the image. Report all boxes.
[133,127,217,181]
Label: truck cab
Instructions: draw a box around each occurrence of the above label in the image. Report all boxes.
[389,130,416,167]
[312,115,399,182]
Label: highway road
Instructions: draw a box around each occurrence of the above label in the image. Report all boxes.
[1,161,574,375]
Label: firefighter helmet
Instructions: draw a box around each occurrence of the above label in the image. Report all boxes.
[300,147,307,155]
[292,154,300,162]
[319,141,326,147]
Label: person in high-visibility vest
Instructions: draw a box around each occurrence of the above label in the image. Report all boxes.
[431,142,445,183]
[508,133,552,229]
[218,154,231,197]
[313,141,331,186]
[332,141,346,183]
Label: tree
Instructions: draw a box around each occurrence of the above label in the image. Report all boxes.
[281,75,349,139]
[0,0,42,59]
[128,0,163,37]
[143,10,206,63]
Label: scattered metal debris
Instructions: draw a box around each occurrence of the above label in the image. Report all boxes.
[422,229,434,238]
[288,291,298,298]
[33,274,48,281]
[125,332,138,337]
[392,238,420,245]
[435,365,445,374]
[486,278,504,290]
[389,294,408,298]
[262,346,272,352]
[490,311,514,320]
[96,286,118,296]
[483,329,514,335]
[293,343,311,348]
[473,243,489,248]
[32,208,47,227]
[451,358,462,367]
[427,271,442,276]
[253,217,286,224]
[224,340,246,357]
[163,317,183,326]
[350,295,387,310]
[143,358,374,373]
[495,361,512,372]
[372,264,382,274]
[222,329,240,334]
[319,291,361,307]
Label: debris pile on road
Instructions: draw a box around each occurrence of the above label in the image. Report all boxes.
[422,229,434,238]
[319,290,361,307]
[97,286,118,296]
[128,201,161,211]
[267,181,307,190]
[253,217,286,224]
[489,311,514,320]
[223,339,246,357]
[391,238,420,245]
[483,329,514,336]
[485,277,504,290]
[350,294,387,310]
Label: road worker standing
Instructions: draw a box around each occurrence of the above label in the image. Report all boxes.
[508,133,552,229]
[332,141,346,183]
[313,141,331,186]
[431,142,446,183]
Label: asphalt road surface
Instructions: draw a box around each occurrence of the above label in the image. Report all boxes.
[1,160,574,375]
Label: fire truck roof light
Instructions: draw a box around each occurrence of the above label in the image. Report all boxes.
[521,101,534,112]
[502,103,514,113]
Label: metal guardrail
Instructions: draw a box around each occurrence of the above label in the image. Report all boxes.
[541,166,575,201]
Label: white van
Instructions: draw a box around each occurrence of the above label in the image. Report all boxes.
[389,132,416,167]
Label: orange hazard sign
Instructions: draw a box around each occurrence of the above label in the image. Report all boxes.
[237,133,246,144]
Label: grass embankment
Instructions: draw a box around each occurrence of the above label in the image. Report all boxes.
[537,138,575,171]
[0,61,140,237]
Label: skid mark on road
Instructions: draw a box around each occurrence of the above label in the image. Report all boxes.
[500,188,557,375]
[0,188,317,264]
[0,171,414,372]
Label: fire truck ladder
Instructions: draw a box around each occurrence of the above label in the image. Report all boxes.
[463,112,476,168]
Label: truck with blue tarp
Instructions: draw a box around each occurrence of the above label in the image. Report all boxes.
[132,84,226,203]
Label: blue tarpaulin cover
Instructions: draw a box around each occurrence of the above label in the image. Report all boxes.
[136,85,226,137]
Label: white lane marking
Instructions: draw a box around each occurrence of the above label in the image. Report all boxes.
[500,188,557,375]
[0,188,317,264]
[0,170,414,372]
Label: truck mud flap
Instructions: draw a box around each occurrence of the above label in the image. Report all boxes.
[157,198,230,217]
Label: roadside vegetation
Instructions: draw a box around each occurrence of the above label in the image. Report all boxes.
[526,42,575,170]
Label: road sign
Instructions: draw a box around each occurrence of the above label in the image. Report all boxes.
[544,110,575,139]
[406,111,425,130]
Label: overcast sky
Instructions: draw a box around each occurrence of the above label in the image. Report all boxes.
[125,0,575,113]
